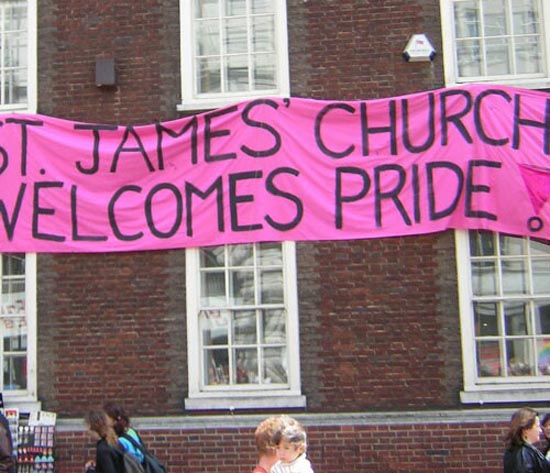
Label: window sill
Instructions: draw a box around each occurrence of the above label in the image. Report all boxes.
[185,394,306,411]
[461,387,550,404]
[448,77,550,90]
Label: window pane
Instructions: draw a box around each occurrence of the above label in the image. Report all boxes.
[205,348,229,385]
[201,272,226,306]
[534,302,550,334]
[233,310,256,344]
[262,309,285,343]
[477,340,502,376]
[235,348,257,383]
[512,0,539,34]
[3,354,26,390]
[474,302,498,336]
[252,15,274,52]
[472,260,497,296]
[537,339,550,375]
[456,40,482,77]
[500,234,526,255]
[251,0,272,14]
[254,54,276,89]
[502,259,527,294]
[506,338,534,375]
[226,54,249,91]
[533,260,550,294]
[201,310,229,345]
[454,1,480,38]
[504,302,528,335]
[483,0,508,36]
[2,254,24,276]
[225,0,246,16]
[260,269,283,304]
[196,19,220,56]
[228,244,253,266]
[196,0,219,18]
[485,37,512,75]
[515,36,542,74]
[230,269,254,305]
[201,246,225,267]
[224,18,247,54]
[263,347,287,383]
[197,57,221,93]
[470,231,496,256]
[259,242,282,266]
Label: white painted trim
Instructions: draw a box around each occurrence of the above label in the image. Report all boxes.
[455,230,550,404]
[2,253,39,410]
[178,0,290,111]
[185,241,304,410]
[440,0,550,89]
[55,408,520,432]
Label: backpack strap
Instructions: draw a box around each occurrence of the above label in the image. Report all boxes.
[121,433,148,455]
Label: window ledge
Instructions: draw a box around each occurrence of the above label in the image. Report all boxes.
[449,77,550,90]
[185,394,306,411]
[461,387,550,404]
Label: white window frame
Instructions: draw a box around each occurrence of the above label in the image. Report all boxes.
[185,241,305,410]
[178,0,290,112]
[440,0,550,89]
[0,253,39,412]
[0,0,37,113]
[456,230,550,403]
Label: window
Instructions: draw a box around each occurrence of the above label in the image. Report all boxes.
[0,253,37,410]
[0,0,36,112]
[185,241,305,410]
[440,0,550,88]
[456,230,550,403]
[179,0,290,111]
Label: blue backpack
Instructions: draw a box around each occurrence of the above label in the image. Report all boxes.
[121,433,167,473]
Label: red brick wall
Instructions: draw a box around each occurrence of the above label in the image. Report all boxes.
[53,418,509,473]
[27,1,533,472]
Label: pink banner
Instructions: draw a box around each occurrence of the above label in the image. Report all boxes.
[0,83,549,253]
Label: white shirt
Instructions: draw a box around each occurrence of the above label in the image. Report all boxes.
[271,454,314,473]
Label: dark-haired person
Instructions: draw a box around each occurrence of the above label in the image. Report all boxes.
[0,411,15,473]
[84,410,124,473]
[103,402,144,464]
[503,407,550,473]
[540,413,550,458]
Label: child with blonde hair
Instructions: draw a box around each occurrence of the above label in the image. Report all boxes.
[271,416,314,473]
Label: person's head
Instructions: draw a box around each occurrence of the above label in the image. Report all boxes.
[255,416,284,457]
[86,410,118,446]
[273,416,307,465]
[541,413,550,440]
[505,407,541,449]
[254,416,285,469]
[103,401,130,436]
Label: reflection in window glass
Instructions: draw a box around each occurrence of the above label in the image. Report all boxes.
[1,254,27,390]
[450,0,544,81]
[0,1,28,107]
[198,243,288,387]
[468,231,550,379]
[192,0,278,95]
